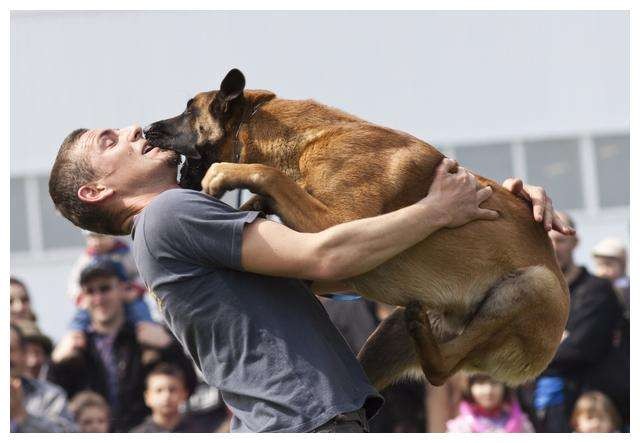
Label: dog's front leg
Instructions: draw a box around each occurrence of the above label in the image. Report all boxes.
[201,162,346,232]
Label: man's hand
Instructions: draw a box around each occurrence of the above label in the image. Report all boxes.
[424,158,499,228]
[502,178,575,236]
[51,331,86,363]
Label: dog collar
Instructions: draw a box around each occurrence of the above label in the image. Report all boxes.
[232,98,271,163]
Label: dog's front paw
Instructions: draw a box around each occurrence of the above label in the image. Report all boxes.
[201,163,240,198]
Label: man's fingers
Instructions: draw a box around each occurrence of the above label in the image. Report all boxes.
[438,157,459,174]
[542,198,554,231]
[503,177,523,195]
[478,208,500,220]
[524,185,546,223]
[552,213,576,236]
[476,186,493,204]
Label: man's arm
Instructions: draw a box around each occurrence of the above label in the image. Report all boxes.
[241,158,498,281]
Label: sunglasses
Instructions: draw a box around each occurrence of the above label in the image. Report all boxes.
[84,283,116,295]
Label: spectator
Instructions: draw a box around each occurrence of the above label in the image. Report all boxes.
[10,323,76,432]
[58,258,171,357]
[518,212,624,432]
[446,374,534,433]
[10,277,37,323]
[570,391,621,433]
[591,237,629,318]
[69,391,111,433]
[67,231,144,302]
[48,259,191,431]
[14,320,53,380]
[131,363,210,432]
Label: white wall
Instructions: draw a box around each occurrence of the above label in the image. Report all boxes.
[10,11,630,341]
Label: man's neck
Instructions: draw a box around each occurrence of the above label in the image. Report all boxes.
[91,312,125,336]
[152,410,182,431]
[120,184,180,233]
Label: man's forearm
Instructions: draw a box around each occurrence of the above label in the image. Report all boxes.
[313,200,447,281]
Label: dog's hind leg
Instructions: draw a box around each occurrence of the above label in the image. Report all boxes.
[357,307,422,391]
[405,266,568,386]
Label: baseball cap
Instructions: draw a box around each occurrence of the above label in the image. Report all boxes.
[79,258,128,285]
[591,237,627,260]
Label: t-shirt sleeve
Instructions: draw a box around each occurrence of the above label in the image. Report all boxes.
[142,190,262,271]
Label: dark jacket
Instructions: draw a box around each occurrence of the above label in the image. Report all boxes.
[544,267,622,377]
[48,322,197,432]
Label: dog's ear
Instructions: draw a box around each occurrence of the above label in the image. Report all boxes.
[211,68,246,115]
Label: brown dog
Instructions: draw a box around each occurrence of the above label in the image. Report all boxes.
[144,69,569,390]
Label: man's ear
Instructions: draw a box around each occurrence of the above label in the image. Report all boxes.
[210,68,246,115]
[78,183,114,204]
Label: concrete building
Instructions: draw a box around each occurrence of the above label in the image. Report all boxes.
[10,11,629,341]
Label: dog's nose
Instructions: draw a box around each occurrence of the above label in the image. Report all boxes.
[142,125,153,138]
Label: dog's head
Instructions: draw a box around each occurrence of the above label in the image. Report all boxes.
[144,68,248,161]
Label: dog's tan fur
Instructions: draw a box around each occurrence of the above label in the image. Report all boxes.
[147,73,570,391]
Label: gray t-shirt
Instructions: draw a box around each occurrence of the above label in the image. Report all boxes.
[131,188,382,432]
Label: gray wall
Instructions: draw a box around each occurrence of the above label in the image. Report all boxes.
[10,11,629,341]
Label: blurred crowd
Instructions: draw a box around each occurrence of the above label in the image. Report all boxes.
[10,212,629,433]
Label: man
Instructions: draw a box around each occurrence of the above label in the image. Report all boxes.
[10,324,75,432]
[48,125,572,432]
[519,212,625,432]
[591,237,629,318]
[48,259,196,432]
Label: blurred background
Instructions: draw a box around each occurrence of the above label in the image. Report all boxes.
[11,10,629,342]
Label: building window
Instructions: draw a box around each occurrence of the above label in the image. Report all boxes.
[10,177,30,252]
[524,138,584,211]
[594,134,629,208]
[37,175,84,249]
[453,143,513,184]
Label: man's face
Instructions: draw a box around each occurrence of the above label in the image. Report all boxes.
[549,230,578,273]
[77,124,181,199]
[144,374,188,417]
[10,329,25,378]
[10,283,32,322]
[593,256,625,281]
[81,276,125,326]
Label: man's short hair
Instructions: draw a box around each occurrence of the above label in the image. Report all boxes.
[145,362,188,391]
[49,128,126,235]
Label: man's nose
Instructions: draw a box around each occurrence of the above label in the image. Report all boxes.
[125,124,143,142]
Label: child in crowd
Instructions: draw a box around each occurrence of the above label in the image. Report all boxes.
[131,363,209,432]
[69,391,111,433]
[446,374,535,433]
[570,391,621,433]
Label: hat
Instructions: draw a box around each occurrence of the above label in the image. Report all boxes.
[591,237,627,260]
[13,320,54,355]
[79,259,128,285]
